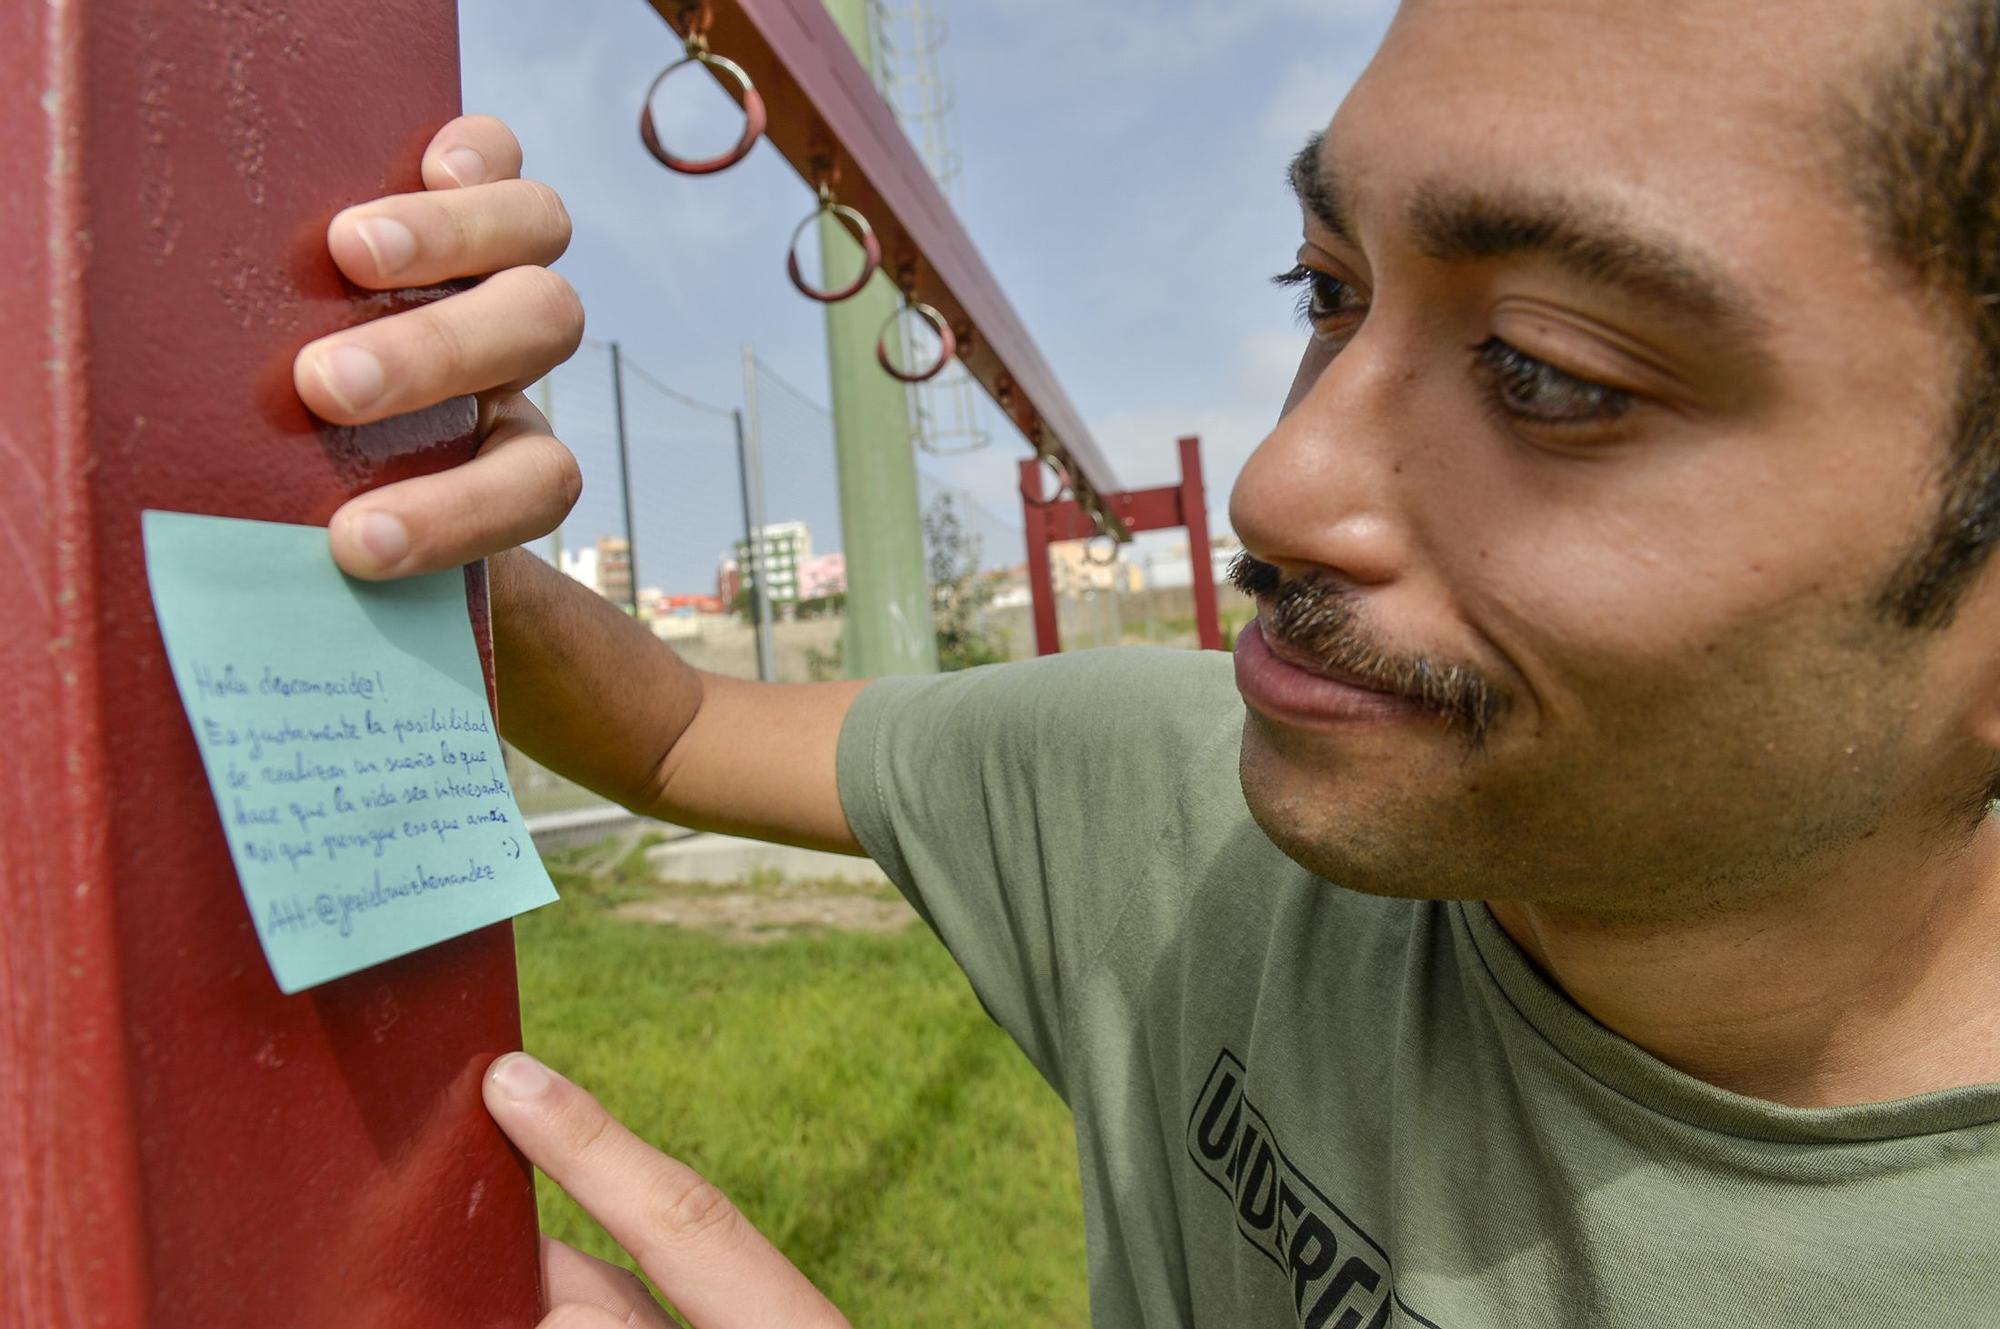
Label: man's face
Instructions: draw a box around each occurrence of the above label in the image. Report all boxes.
[1228,0,2000,914]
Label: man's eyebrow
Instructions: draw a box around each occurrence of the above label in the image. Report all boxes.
[1288,133,1355,244]
[1406,182,1766,332]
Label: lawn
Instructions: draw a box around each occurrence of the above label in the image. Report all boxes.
[515,838,1090,1327]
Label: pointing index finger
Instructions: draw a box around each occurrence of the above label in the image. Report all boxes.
[485,1054,852,1329]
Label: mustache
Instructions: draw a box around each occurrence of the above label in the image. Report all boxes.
[1228,552,1507,742]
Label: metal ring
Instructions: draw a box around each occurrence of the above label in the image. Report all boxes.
[875,300,957,382]
[1021,452,1072,508]
[785,199,882,303]
[1084,532,1122,566]
[638,52,767,175]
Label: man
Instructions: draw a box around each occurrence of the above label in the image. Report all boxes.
[296,0,2000,1323]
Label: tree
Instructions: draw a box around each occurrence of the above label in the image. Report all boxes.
[806,494,1012,680]
[924,492,1010,672]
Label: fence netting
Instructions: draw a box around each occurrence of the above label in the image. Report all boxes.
[503,343,1238,825]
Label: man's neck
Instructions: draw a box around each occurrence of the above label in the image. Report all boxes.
[1485,816,2000,1108]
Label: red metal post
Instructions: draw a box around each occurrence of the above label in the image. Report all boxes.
[1018,438,1222,656]
[1180,436,1226,651]
[1020,458,1063,656]
[2,4,541,1326]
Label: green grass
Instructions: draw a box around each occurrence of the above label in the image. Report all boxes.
[515,858,1090,1327]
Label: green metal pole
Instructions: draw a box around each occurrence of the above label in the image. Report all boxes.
[608,340,640,616]
[818,0,937,676]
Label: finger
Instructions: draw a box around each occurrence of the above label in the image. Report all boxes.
[328,179,571,290]
[422,113,523,190]
[543,1237,677,1329]
[294,265,582,425]
[485,1054,851,1329]
[327,395,579,579]
[536,1305,632,1329]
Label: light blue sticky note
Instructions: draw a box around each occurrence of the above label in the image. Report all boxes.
[142,510,559,993]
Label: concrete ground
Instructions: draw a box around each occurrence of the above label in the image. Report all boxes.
[645,829,890,887]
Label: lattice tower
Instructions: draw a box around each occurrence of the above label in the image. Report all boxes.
[868,0,992,455]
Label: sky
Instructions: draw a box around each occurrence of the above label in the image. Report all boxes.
[458,0,1398,594]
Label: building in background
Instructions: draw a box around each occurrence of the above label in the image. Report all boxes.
[595,535,633,611]
[664,593,726,615]
[984,564,1030,610]
[648,592,729,643]
[799,551,847,601]
[726,521,812,608]
[1048,540,1144,597]
[558,545,598,591]
[1142,533,1242,593]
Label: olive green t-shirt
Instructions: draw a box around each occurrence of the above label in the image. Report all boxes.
[835,646,2000,1327]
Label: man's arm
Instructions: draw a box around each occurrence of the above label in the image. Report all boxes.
[290,115,866,857]
[490,548,867,855]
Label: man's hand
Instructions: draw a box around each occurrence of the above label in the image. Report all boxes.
[293,115,584,580]
[314,121,866,856]
[485,1053,852,1329]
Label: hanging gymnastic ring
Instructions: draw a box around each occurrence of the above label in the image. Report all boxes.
[785,191,883,303]
[638,50,767,175]
[1021,451,1073,509]
[876,300,957,382]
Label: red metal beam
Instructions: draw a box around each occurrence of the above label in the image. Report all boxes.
[2,2,540,1324]
[1035,487,1187,544]
[1018,436,1222,655]
[644,0,1127,534]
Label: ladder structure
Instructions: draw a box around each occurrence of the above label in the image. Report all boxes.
[868,0,992,457]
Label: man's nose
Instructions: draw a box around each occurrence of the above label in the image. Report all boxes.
[1230,328,1419,589]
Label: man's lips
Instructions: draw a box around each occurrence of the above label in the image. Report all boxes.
[1256,619,1407,698]
[1233,619,1430,728]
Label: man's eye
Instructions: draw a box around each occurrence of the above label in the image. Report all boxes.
[1472,337,1633,427]
[1273,265,1366,336]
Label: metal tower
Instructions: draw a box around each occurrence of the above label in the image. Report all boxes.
[868,0,993,456]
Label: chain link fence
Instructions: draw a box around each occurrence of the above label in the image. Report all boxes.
[503,343,1244,825]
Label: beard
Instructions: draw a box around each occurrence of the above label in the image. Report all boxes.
[1229,551,1508,744]
[1225,553,1962,919]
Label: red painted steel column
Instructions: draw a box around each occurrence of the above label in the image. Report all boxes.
[1019,458,1063,656]
[1,4,541,1326]
[1179,436,1226,651]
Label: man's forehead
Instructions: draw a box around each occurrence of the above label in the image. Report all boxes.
[1392,0,1909,48]
[1305,0,1922,265]
[1372,0,1915,131]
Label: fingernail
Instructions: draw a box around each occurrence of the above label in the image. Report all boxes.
[315,343,385,413]
[440,146,486,187]
[353,216,417,277]
[355,511,409,568]
[492,1052,554,1101]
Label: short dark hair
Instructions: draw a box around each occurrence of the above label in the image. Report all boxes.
[1849,0,2000,630]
